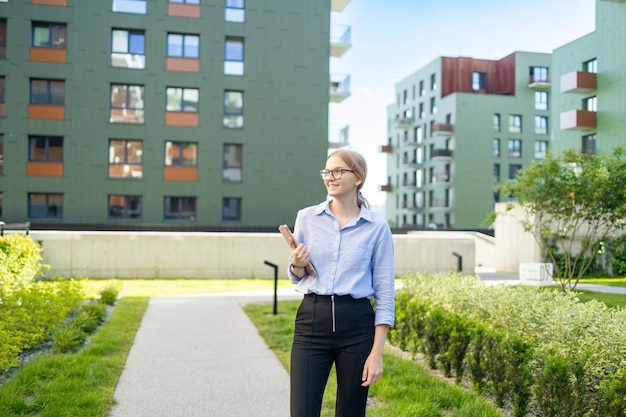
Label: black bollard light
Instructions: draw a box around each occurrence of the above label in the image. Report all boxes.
[264,260,279,315]
[452,252,463,273]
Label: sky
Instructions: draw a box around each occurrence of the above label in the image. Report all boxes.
[329,0,597,208]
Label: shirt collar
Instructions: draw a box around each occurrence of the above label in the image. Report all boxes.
[314,199,373,223]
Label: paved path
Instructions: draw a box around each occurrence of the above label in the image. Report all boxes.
[110,291,301,417]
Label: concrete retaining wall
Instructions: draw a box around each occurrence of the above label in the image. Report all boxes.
[29,230,476,279]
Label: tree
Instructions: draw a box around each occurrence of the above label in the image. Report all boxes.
[497,147,626,290]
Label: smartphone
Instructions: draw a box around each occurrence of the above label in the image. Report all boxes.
[278,224,317,276]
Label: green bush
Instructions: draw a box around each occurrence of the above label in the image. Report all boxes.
[0,235,48,289]
[391,273,626,417]
[99,284,120,306]
[51,326,85,354]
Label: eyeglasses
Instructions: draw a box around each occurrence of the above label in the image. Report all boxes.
[319,168,354,180]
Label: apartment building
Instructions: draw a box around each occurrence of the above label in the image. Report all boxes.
[0,0,352,229]
[381,52,552,230]
[552,0,625,155]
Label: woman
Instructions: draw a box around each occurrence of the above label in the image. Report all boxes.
[287,149,395,417]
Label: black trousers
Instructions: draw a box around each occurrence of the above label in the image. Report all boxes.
[290,294,375,417]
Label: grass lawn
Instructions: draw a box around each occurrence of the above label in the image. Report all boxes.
[0,277,623,416]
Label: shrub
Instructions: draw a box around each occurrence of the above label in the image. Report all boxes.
[0,235,48,289]
[99,285,120,306]
[391,273,626,416]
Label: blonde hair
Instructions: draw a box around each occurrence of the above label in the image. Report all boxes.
[328,149,369,208]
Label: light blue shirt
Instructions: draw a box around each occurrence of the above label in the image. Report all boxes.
[287,200,395,327]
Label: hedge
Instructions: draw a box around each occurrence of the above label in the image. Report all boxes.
[389,273,626,417]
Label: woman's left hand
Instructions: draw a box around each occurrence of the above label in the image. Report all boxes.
[361,352,383,387]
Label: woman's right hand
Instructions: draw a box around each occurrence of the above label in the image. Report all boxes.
[291,242,310,268]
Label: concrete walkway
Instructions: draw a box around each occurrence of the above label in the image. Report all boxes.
[110,291,301,417]
[109,276,625,417]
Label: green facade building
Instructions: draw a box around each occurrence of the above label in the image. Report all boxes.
[381,52,552,230]
[0,0,351,229]
[552,0,626,155]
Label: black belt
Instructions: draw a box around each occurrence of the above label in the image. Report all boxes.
[304,293,362,302]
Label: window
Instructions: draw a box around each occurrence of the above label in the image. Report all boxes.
[534,91,548,110]
[583,96,597,112]
[108,195,142,219]
[493,138,500,157]
[32,22,67,49]
[30,79,65,105]
[166,87,199,112]
[419,80,425,96]
[164,196,197,220]
[0,19,6,59]
[29,136,63,161]
[535,116,548,135]
[167,33,200,58]
[508,114,522,133]
[222,197,241,221]
[418,102,424,119]
[429,97,436,114]
[225,0,245,22]
[530,66,548,83]
[224,37,244,75]
[414,126,423,144]
[493,163,500,183]
[0,76,4,115]
[170,0,200,3]
[430,73,436,90]
[402,89,408,105]
[0,133,3,175]
[534,140,548,159]
[508,139,522,158]
[223,144,242,182]
[111,29,145,69]
[110,84,144,123]
[112,0,146,14]
[583,58,597,73]
[472,71,486,91]
[493,114,500,132]
[28,193,63,218]
[165,141,197,166]
[582,134,596,155]
[108,139,143,178]
[508,164,522,181]
[224,90,243,128]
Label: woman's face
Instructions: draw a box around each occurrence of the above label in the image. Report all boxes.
[323,154,362,199]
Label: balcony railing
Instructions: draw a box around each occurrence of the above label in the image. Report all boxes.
[402,158,420,167]
[401,136,420,147]
[432,123,453,136]
[402,201,422,211]
[330,25,352,57]
[560,109,597,131]
[401,180,417,190]
[560,71,597,94]
[394,117,413,130]
[329,125,350,149]
[330,74,351,103]
[432,172,451,183]
[431,148,453,159]
[528,75,551,90]
[379,144,393,153]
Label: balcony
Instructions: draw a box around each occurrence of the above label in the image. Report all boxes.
[401,136,420,147]
[379,144,393,153]
[432,123,453,136]
[402,201,422,212]
[600,0,623,2]
[379,183,392,192]
[432,172,451,183]
[330,74,351,103]
[330,25,352,57]
[431,148,453,160]
[401,180,417,190]
[528,75,551,90]
[402,158,420,168]
[331,0,351,12]
[329,125,350,149]
[429,199,451,211]
[560,71,597,94]
[394,117,413,130]
[560,109,597,131]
